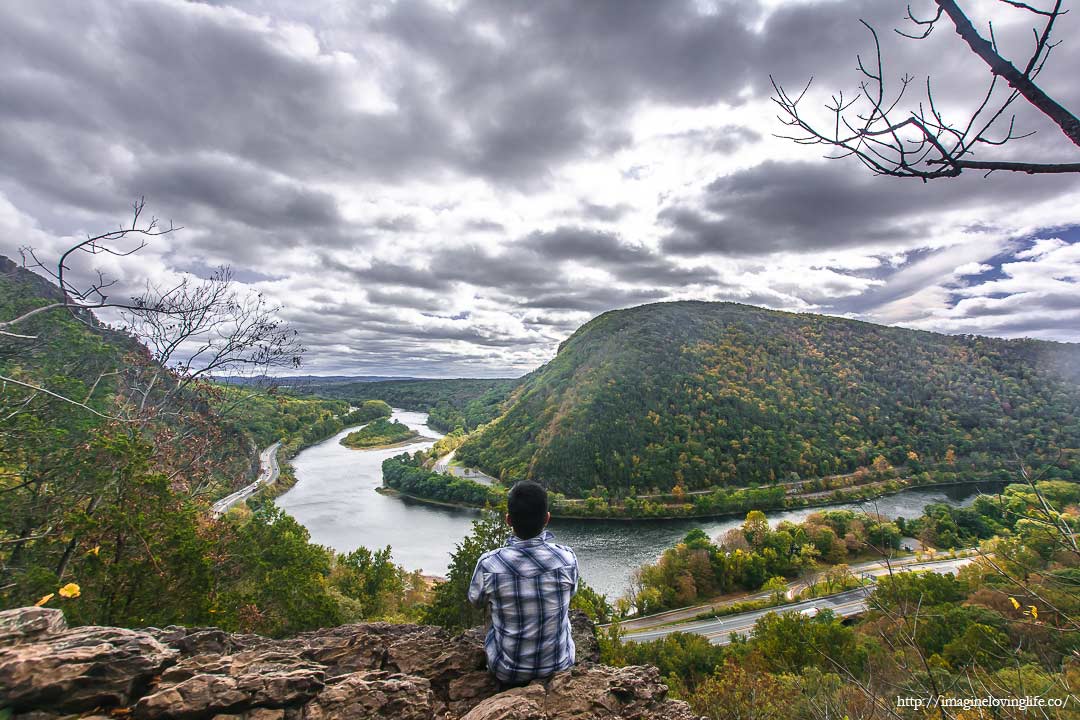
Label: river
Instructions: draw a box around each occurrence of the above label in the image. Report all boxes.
[277,408,998,600]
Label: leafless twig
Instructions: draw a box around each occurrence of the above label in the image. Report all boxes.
[772,0,1080,178]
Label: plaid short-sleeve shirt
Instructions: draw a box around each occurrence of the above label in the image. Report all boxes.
[467,530,578,683]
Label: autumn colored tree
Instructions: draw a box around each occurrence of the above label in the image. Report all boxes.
[688,657,796,720]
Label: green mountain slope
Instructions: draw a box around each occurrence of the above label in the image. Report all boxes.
[0,256,141,409]
[0,256,367,492]
[0,256,261,485]
[456,301,1080,497]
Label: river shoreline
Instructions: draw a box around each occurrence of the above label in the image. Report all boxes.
[381,477,1005,522]
[375,486,484,511]
[278,408,998,599]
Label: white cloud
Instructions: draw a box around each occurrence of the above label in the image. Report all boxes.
[953,262,993,277]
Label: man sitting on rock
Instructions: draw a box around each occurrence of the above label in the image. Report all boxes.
[468,480,579,686]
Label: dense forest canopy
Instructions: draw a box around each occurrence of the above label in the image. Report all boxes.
[222,388,370,448]
[457,301,1080,497]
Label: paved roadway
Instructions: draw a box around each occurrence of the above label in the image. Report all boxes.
[433,449,497,486]
[621,555,976,645]
[433,449,456,472]
[624,587,873,645]
[211,441,282,517]
[616,552,976,632]
[785,553,975,599]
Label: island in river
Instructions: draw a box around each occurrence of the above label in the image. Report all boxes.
[341,417,429,449]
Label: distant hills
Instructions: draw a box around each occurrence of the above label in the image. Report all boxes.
[216,374,414,386]
[455,301,1080,497]
[222,375,521,436]
[294,377,520,434]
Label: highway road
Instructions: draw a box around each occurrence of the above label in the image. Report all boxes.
[625,587,873,645]
[785,553,976,599]
[621,555,976,645]
[616,552,976,632]
[211,441,282,517]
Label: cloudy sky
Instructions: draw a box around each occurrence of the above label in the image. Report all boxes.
[2,0,1079,377]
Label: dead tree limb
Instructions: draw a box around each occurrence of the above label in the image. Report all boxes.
[4,197,181,335]
[772,0,1080,178]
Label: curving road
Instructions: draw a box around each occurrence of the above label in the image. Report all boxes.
[211,441,281,517]
[621,555,976,645]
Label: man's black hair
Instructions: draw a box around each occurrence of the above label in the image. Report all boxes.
[507,481,548,539]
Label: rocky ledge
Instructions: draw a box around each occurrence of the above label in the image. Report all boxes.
[0,607,700,720]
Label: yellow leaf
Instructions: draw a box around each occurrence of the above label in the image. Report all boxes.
[1028,605,1038,620]
[34,593,54,607]
[87,546,100,557]
[1009,597,1021,610]
[58,583,81,599]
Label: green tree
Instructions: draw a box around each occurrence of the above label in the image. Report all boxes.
[872,572,968,613]
[331,545,405,620]
[743,510,770,549]
[214,506,343,637]
[751,610,862,674]
[762,576,787,603]
[423,506,507,631]
[570,580,611,624]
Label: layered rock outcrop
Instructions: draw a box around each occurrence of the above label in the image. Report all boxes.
[0,607,699,720]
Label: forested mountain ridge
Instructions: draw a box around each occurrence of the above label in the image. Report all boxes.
[456,301,1080,497]
[0,255,359,491]
[0,255,257,486]
[0,255,148,395]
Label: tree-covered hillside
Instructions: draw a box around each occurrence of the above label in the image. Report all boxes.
[456,302,1080,497]
[0,257,425,634]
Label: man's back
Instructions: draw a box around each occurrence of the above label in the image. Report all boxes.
[468,530,578,684]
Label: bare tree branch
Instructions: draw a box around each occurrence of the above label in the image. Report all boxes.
[772,0,1080,178]
[938,0,1080,145]
[3,197,182,331]
[1,199,303,426]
